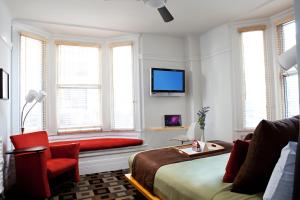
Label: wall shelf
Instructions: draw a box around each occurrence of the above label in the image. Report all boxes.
[145,126,189,132]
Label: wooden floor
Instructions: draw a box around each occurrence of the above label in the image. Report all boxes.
[125,174,160,200]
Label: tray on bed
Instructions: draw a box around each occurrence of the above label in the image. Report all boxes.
[174,142,225,156]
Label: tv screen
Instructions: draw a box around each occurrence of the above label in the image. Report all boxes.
[151,68,185,93]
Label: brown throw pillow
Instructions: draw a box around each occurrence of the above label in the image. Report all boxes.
[232,115,299,194]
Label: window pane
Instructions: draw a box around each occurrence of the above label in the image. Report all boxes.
[281,21,299,117]
[57,88,101,129]
[57,44,102,131]
[112,45,134,129]
[57,45,100,85]
[285,72,299,117]
[283,21,296,51]
[241,31,267,128]
[20,36,44,131]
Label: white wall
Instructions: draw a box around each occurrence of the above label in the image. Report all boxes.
[296,0,300,90]
[140,34,202,148]
[199,25,234,142]
[0,0,12,189]
[0,0,12,150]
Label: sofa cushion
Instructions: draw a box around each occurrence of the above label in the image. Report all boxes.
[263,142,297,200]
[232,115,299,194]
[47,158,77,178]
[223,140,250,183]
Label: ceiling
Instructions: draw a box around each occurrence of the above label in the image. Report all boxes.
[4,0,294,37]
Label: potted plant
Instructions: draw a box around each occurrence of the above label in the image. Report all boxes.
[197,106,210,142]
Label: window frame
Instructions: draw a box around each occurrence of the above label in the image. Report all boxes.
[52,38,141,134]
[239,25,272,130]
[275,18,298,118]
[109,42,135,131]
[55,41,103,133]
[19,32,47,131]
[231,22,274,138]
[240,29,268,129]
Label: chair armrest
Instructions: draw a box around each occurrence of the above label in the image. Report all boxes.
[50,143,80,159]
[6,146,47,155]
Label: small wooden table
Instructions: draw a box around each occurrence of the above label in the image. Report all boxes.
[6,146,47,155]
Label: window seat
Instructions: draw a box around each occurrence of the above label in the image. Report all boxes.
[50,138,144,152]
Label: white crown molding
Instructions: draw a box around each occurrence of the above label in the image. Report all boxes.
[140,53,186,63]
[200,48,231,61]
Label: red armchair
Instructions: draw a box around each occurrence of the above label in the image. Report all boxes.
[10,131,80,198]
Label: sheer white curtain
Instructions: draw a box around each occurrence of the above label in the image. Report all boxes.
[56,44,102,132]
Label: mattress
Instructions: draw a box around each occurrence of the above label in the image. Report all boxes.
[129,153,263,200]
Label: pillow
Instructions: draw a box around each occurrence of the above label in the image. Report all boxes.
[263,142,297,200]
[232,115,299,194]
[223,140,250,183]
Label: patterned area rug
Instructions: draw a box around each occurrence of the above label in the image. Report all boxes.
[50,169,146,200]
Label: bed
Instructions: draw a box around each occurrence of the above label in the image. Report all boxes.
[127,150,262,200]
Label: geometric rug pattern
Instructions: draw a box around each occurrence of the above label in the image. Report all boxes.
[50,169,146,200]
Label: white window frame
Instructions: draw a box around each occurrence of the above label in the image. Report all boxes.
[55,41,103,133]
[231,20,274,139]
[274,17,297,118]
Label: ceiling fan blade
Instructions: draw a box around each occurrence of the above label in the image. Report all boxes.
[157,6,174,22]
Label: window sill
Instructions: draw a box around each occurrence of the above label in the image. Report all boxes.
[48,131,141,142]
[235,129,255,133]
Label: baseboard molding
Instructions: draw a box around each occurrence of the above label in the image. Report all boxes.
[79,155,131,174]
[78,144,148,174]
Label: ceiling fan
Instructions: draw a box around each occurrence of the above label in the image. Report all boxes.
[143,0,174,22]
[106,0,174,23]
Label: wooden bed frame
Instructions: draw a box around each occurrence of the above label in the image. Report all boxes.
[125,174,160,200]
[126,134,300,200]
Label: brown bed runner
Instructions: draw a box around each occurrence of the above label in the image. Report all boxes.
[131,140,232,192]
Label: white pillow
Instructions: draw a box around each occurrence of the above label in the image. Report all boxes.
[263,141,297,200]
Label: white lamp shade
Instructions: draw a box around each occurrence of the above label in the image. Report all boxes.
[143,0,166,8]
[278,46,297,70]
[36,90,47,102]
[25,90,38,103]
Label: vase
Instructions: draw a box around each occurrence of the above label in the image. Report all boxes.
[201,129,206,143]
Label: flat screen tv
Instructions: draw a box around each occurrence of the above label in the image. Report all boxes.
[151,68,185,95]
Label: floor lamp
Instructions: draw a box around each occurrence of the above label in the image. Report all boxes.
[20,90,47,134]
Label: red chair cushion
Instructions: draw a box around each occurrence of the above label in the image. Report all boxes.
[223,140,250,183]
[50,138,143,152]
[47,158,77,178]
[11,131,52,160]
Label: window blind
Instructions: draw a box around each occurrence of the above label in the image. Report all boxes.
[277,20,299,117]
[56,43,102,132]
[241,30,268,128]
[20,34,46,131]
[111,44,134,130]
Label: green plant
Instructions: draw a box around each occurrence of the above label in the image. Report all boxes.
[197,106,210,130]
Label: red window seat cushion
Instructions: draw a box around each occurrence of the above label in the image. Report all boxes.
[50,138,143,152]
